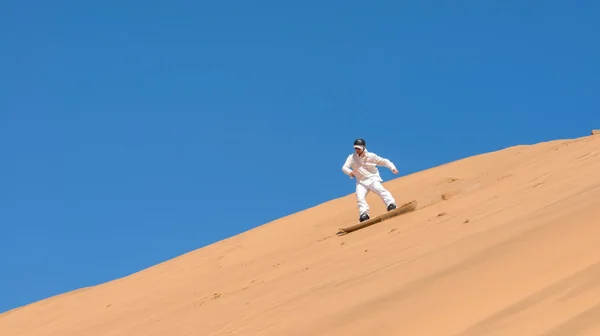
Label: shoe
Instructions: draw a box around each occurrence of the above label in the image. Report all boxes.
[387,203,397,211]
[359,213,370,222]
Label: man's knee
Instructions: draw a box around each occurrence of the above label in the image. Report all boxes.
[356,192,368,203]
[371,183,389,195]
[356,185,369,198]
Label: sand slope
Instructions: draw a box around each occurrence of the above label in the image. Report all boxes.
[3,134,600,335]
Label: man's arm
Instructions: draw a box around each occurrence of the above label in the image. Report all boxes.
[371,153,398,172]
[342,155,354,176]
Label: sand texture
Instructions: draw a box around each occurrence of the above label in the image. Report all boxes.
[3,134,600,335]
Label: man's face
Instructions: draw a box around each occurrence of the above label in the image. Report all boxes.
[354,147,364,155]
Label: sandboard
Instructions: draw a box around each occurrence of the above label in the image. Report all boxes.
[337,200,417,236]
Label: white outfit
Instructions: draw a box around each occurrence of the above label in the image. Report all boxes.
[342,148,397,215]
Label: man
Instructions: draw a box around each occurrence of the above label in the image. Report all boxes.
[342,138,399,222]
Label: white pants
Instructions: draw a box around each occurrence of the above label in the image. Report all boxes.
[356,180,396,215]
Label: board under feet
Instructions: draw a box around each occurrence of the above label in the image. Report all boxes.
[337,200,417,236]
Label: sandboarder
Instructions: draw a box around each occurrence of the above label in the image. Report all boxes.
[342,138,399,222]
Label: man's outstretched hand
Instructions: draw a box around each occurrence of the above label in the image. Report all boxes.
[392,169,398,174]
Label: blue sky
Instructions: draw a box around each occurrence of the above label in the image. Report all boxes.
[1,1,599,313]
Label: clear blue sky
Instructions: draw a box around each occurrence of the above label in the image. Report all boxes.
[1,1,599,313]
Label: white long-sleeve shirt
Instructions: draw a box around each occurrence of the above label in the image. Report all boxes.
[342,149,397,184]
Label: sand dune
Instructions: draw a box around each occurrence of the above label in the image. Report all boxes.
[3,134,600,335]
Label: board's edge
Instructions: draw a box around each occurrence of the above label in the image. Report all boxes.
[337,200,417,234]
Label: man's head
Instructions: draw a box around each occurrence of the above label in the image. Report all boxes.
[353,138,366,154]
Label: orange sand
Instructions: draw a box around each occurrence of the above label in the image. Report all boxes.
[3,134,600,335]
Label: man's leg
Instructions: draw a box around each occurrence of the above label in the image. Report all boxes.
[356,182,370,221]
[369,181,397,210]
